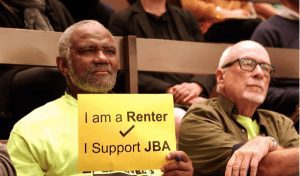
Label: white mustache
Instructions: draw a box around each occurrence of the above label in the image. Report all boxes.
[247,80,265,89]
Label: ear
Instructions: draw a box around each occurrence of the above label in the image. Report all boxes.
[56,56,68,77]
[216,69,225,90]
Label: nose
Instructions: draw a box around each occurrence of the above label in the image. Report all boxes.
[93,49,109,63]
[252,64,265,79]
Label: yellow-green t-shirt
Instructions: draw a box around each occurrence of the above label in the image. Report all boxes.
[7,93,162,176]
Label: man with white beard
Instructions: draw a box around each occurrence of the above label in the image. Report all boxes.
[7,20,194,176]
[178,40,299,176]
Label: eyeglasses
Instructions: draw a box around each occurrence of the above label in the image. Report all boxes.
[221,58,275,77]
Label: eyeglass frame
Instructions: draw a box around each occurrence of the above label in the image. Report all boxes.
[221,57,276,77]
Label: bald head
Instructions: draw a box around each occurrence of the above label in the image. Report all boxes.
[218,40,271,69]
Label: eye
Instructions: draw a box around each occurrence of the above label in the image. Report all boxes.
[260,64,272,72]
[103,47,116,56]
[243,59,255,67]
[79,46,97,55]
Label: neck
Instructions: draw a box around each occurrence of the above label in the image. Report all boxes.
[140,0,167,16]
[235,100,259,117]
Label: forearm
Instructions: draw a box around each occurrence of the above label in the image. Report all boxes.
[257,147,299,176]
[181,0,217,19]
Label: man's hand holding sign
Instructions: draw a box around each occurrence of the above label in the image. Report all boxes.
[78,94,190,175]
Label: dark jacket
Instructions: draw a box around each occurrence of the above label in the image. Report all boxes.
[59,0,114,27]
[0,0,74,31]
[109,0,215,97]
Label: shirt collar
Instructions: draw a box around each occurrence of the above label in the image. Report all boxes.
[63,92,78,107]
[217,95,260,120]
[217,95,269,133]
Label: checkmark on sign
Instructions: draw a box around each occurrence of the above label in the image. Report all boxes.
[119,125,135,137]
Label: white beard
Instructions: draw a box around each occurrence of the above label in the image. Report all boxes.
[243,90,265,104]
[67,60,117,93]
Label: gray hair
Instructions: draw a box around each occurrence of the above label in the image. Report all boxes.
[216,45,233,94]
[58,20,112,60]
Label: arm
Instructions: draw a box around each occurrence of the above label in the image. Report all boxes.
[7,132,45,176]
[181,0,220,20]
[138,72,174,93]
[181,0,252,20]
[226,114,299,176]
[178,106,242,175]
[257,147,299,176]
[254,3,277,19]
[161,151,194,176]
[0,144,16,176]
[190,74,215,97]
[251,20,281,47]
[225,136,277,176]
[167,82,203,105]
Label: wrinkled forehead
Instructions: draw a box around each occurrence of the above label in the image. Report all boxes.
[220,41,271,67]
[232,43,271,64]
[70,22,115,46]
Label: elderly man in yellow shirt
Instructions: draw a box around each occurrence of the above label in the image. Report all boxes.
[7,20,194,176]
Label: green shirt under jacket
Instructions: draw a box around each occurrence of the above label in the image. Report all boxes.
[178,95,299,176]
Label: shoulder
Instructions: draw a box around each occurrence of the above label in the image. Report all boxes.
[110,4,138,22]
[169,4,195,20]
[11,96,68,134]
[257,109,295,133]
[184,98,222,121]
[258,109,293,124]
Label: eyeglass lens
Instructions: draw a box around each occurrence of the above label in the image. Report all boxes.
[239,58,273,76]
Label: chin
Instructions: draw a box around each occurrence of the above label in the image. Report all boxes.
[243,91,266,104]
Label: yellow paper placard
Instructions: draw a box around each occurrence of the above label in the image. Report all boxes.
[78,94,176,172]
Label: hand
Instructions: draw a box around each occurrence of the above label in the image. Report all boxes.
[167,83,202,106]
[225,136,275,176]
[219,8,252,19]
[161,151,194,176]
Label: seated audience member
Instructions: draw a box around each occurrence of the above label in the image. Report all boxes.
[0,0,74,31]
[7,20,194,176]
[0,143,16,176]
[109,0,215,136]
[251,0,299,127]
[59,0,114,27]
[251,0,298,48]
[180,0,276,43]
[178,40,299,176]
[0,0,74,139]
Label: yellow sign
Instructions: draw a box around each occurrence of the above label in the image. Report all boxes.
[78,94,176,172]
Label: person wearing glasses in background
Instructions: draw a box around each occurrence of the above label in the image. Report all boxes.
[178,40,299,176]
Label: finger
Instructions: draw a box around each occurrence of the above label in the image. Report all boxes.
[225,154,236,176]
[232,153,244,176]
[162,158,193,176]
[249,156,259,176]
[239,152,252,176]
[166,151,190,162]
[174,91,189,103]
[172,87,184,100]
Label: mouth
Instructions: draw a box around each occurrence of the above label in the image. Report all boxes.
[92,68,111,75]
[247,85,264,93]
